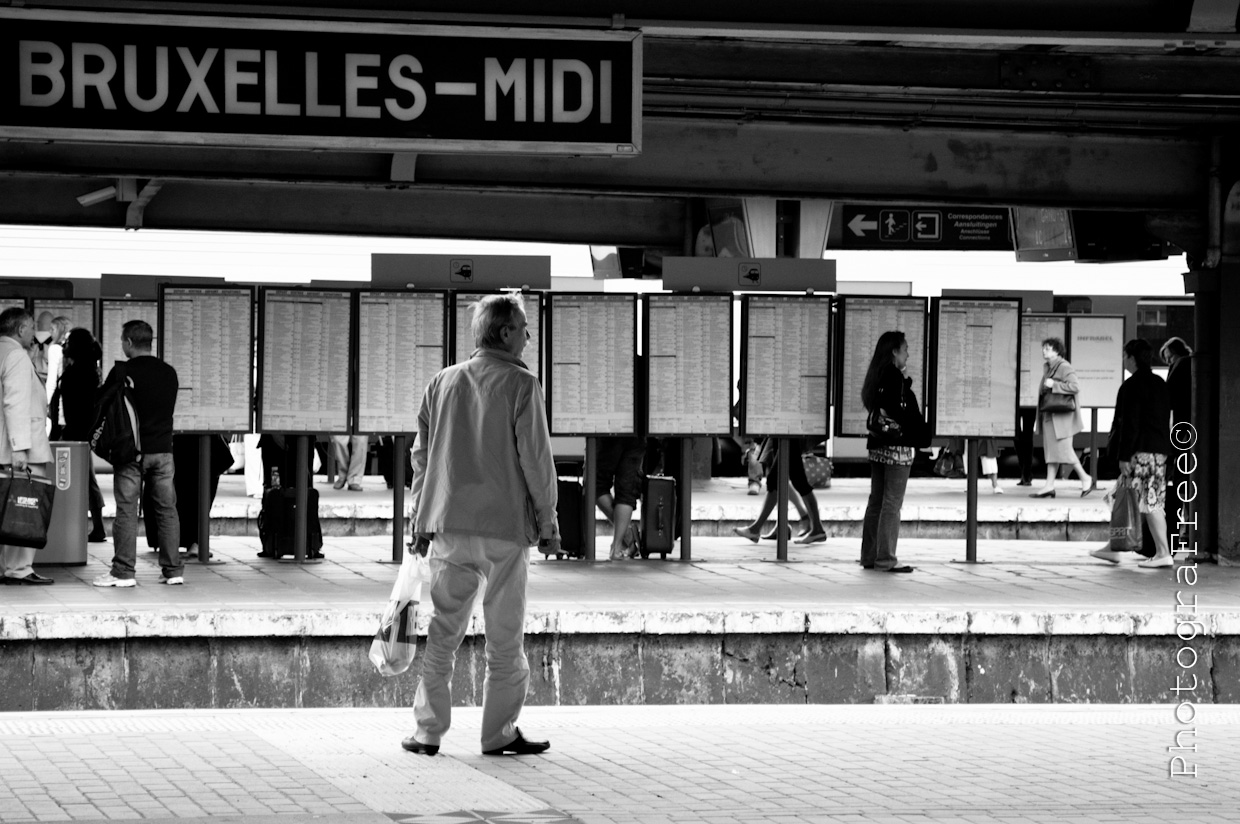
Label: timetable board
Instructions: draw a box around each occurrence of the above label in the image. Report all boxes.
[644,295,733,436]
[1020,314,1068,407]
[546,293,636,436]
[160,287,254,433]
[452,292,542,383]
[357,291,447,434]
[932,298,1021,438]
[836,296,927,437]
[32,299,96,337]
[740,295,830,437]
[258,289,352,433]
[1068,315,1125,408]
[101,299,158,373]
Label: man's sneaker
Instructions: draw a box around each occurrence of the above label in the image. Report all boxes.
[92,574,136,588]
[164,576,184,586]
[347,483,363,492]
[747,481,762,496]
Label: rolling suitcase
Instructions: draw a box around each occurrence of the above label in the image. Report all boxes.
[257,486,324,559]
[544,461,585,560]
[640,474,677,559]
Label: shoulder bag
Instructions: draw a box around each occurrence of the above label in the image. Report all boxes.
[1039,363,1077,414]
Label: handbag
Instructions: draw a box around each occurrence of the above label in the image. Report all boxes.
[1039,363,1077,414]
[801,452,832,489]
[866,408,903,445]
[1107,475,1142,552]
[0,467,56,549]
[368,545,427,676]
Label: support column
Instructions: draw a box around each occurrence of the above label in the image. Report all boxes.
[1212,174,1240,565]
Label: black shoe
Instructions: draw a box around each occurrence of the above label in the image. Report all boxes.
[88,528,107,543]
[1016,479,1033,487]
[3,572,54,585]
[483,728,550,756]
[886,565,914,573]
[401,735,439,756]
[1029,488,1056,499]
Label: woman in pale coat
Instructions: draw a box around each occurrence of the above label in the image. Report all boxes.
[1031,337,1093,498]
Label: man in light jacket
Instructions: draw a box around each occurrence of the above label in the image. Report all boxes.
[0,307,54,585]
[402,293,559,758]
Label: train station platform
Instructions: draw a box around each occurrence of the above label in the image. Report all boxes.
[0,703,1237,824]
[94,473,1121,542]
[6,528,1238,712]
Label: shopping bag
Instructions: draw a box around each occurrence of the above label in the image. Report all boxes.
[0,467,56,549]
[368,548,427,676]
[801,453,832,489]
[1108,475,1142,552]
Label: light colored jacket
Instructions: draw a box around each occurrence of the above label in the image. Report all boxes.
[0,336,52,465]
[1034,357,1084,441]
[410,348,557,546]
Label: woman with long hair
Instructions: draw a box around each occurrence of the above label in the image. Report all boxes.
[1031,337,1092,498]
[860,330,927,573]
[56,327,107,542]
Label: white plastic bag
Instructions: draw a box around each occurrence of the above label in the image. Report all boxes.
[368,550,427,676]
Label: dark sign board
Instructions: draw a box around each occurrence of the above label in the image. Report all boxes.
[840,205,1012,251]
[1,9,641,155]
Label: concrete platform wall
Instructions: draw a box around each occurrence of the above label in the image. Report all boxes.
[1,632,1232,711]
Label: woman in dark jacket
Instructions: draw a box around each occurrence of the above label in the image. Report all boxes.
[57,328,106,542]
[860,330,927,573]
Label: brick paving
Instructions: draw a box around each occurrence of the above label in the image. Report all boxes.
[0,705,1235,823]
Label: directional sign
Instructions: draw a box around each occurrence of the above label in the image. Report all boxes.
[841,205,1012,251]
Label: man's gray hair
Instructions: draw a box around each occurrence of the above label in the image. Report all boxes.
[0,307,31,337]
[472,293,526,350]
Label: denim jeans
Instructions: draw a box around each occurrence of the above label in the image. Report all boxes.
[861,460,911,570]
[112,452,182,580]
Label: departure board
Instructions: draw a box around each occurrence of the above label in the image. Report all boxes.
[741,295,830,436]
[259,289,351,433]
[1020,314,1068,407]
[358,291,446,433]
[547,293,636,436]
[1068,315,1125,408]
[452,292,542,382]
[645,295,732,436]
[933,299,1020,437]
[161,287,254,432]
[102,300,158,373]
[32,299,96,337]
[836,297,927,437]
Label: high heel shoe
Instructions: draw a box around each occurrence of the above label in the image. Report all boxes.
[1080,480,1096,498]
[1029,488,1056,499]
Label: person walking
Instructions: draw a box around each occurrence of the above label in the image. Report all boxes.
[1030,337,1093,498]
[1090,339,1173,568]
[0,308,55,585]
[403,293,558,758]
[732,437,826,545]
[860,330,928,573]
[93,320,182,588]
[55,328,107,543]
[595,435,646,561]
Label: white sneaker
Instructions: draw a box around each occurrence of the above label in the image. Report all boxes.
[1089,548,1124,564]
[92,574,136,588]
[164,576,184,586]
[992,487,1004,495]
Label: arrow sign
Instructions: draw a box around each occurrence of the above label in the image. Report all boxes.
[848,214,878,237]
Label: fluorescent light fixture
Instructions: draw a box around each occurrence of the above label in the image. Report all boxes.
[76,186,117,208]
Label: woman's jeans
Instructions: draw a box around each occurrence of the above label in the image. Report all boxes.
[861,460,911,570]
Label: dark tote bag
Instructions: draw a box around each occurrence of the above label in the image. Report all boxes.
[0,467,56,549]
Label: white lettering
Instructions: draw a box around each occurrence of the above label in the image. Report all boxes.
[600,59,612,124]
[553,59,592,123]
[1169,755,1198,778]
[1176,619,1205,641]
[485,57,526,122]
[305,52,340,118]
[19,41,65,107]
[1175,591,1198,613]
[1175,646,1198,669]
[123,45,168,113]
[1176,564,1198,586]
[384,55,426,121]
[224,49,261,115]
[176,47,219,113]
[1176,480,1197,503]
[345,53,381,119]
[1174,701,1196,724]
[72,43,117,110]
[1176,451,1197,473]
[264,50,300,116]
[1168,728,1198,752]
[533,58,545,122]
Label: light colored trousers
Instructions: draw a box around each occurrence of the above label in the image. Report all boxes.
[332,435,368,484]
[0,462,51,579]
[413,531,530,752]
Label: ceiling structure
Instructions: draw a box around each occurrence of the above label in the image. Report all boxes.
[0,0,1237,256]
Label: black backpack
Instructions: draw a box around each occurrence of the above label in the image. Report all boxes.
[90,364,142,466]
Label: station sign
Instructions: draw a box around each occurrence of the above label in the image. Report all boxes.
[372,254,551,290]
[840,205,1012,251]
[661,257,836,293]
[0,9,642,155]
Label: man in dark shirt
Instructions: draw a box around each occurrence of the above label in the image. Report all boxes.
[93,320,182,587]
